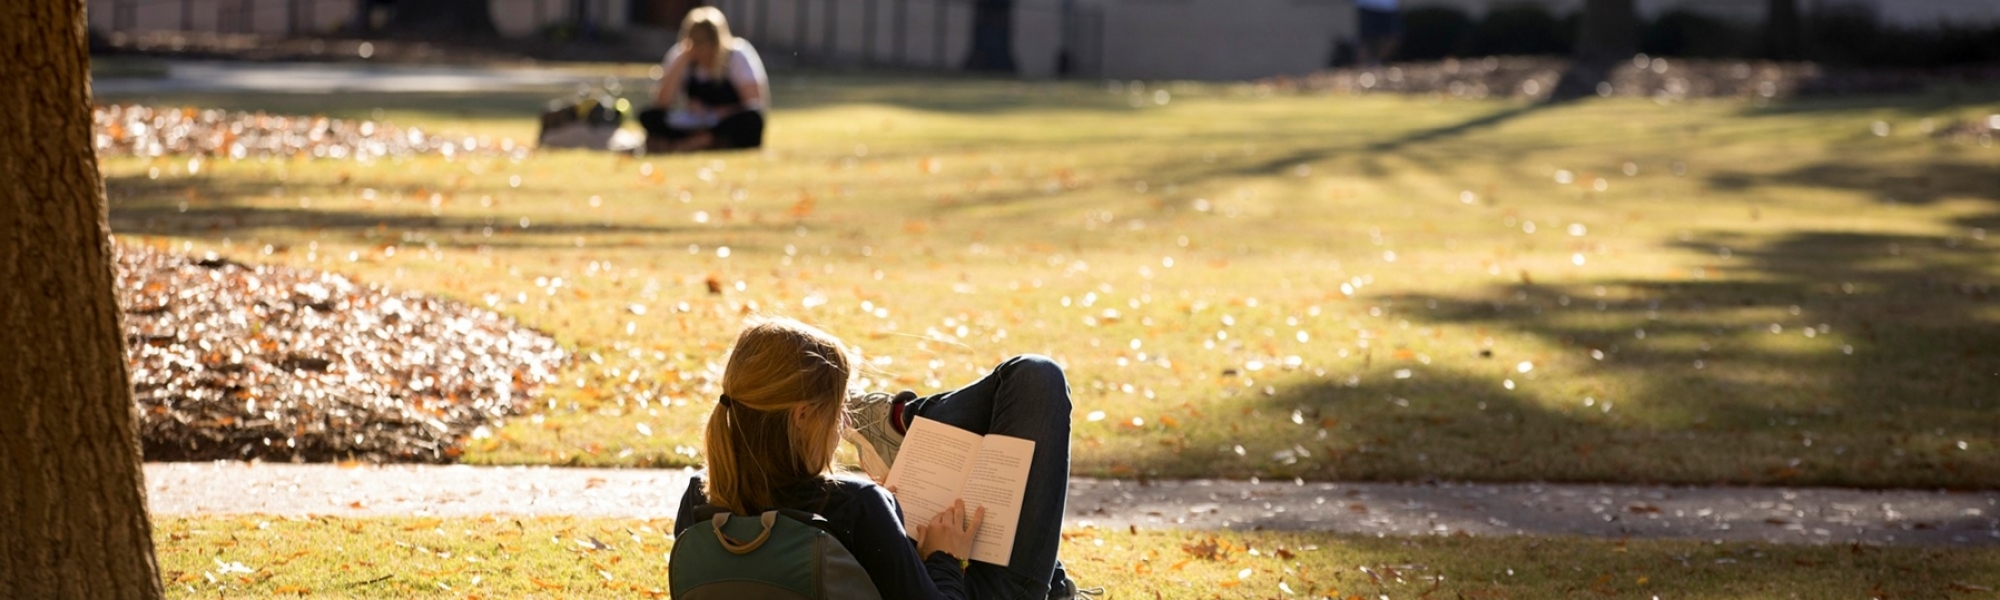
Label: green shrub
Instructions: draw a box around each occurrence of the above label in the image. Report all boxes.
[1642,9,1752,58]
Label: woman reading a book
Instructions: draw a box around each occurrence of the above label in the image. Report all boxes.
[676,317,1090,599]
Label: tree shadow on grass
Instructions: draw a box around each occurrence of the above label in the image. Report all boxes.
[1095,223,1997,489]
[1088,151,1999,489]
[103,173,793,251]
[1739,84,2000,118]
[1708,160,2000,206]
[1192,101,1559,181]
[773,73,1160,115]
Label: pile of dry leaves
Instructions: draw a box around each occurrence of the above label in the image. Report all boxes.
[118,243,565,462]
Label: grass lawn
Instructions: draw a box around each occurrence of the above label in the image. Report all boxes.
[155,515,2000,598]
[99,71,2000,488]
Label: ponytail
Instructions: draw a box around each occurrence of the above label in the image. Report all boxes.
[702,317,853,514]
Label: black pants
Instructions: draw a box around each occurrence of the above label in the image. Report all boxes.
[638,108,765,150]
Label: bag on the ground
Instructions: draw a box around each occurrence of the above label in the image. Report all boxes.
[537,90,629,150]
[670,505,884,600]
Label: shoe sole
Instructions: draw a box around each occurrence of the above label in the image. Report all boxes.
[844,431,892,484]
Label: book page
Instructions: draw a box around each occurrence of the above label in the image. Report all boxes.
[883,417,982,534]
[961,434,1033,566]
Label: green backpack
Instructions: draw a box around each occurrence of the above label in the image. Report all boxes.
[670,506,885,600]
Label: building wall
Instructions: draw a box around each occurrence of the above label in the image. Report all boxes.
[86,0,635,37]
[709,0,1353,81]
[1090,0,1349,81]
[705,0,978,69]
[1403,0,2000,27]
[89,0,361,35]
[90,0,1350,82]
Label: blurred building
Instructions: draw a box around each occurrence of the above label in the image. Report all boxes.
[88,0,1358,81]
[658,0,1361,80]
[88,0,2000,80]
[1406,0,2000,27]
[88,0,641,39]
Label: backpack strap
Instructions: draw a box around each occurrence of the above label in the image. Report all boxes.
[691,504,732,521]
[776,508,829,530]
[710,511,779,555]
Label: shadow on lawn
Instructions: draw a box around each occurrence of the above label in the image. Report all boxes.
[1104,222,1998,489]
[774,75,1143,115]
[1198,101,1559,180]
[1096,158,2000,489]
[1740,84,2000,118]
[1708,160,2000,206]
[103,173,795,251]
[111,202,695,245]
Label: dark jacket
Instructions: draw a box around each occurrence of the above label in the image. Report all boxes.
[676,472,968,600]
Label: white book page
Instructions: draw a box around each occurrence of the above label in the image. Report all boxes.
[960,434,1033,566]
[883,417,982,534]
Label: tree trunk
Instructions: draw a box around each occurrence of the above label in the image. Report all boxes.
[1551,0,1636,100]
[386,0,499,37]
[0,2,164,600]
[1763,0,1802,60]
[963,0,1017,73]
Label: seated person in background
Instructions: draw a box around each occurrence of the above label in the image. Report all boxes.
[639,7,768,152]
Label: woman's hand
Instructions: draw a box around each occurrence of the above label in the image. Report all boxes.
[655,44,695,106]
[915,499,986,561]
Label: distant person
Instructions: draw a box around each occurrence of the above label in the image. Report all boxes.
[638,7,768,152]
[1354,0,1401,67]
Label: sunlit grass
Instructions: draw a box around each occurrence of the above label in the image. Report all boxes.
[101,73,2000,487]
[154,515,2000,599]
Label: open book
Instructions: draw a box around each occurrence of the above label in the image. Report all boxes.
[883,417,1035,567]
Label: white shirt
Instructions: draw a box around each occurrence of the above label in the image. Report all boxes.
[662,38,769,111]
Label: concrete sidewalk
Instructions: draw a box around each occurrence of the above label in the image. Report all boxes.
[147,462,2000,546]
[93,61,615,95]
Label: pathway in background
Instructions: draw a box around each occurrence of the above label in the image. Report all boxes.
[148,462,1999,546]
[93,61,620,95]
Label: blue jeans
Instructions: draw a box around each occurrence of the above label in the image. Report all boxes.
[905,355,1072,600]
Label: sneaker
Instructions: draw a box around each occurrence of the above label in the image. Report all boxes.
[1048,574,1103,600]
[844,390,914,482]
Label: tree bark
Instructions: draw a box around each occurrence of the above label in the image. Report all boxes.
[1551,0,1637,100]
[386,0,499,37]
[963,0,1018,73]
[0,2,164,600]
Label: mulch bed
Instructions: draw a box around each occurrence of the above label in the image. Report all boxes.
[118,243,565,463]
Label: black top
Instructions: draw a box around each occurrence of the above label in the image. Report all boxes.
[684,67,744,108]
[675,472,968,600]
